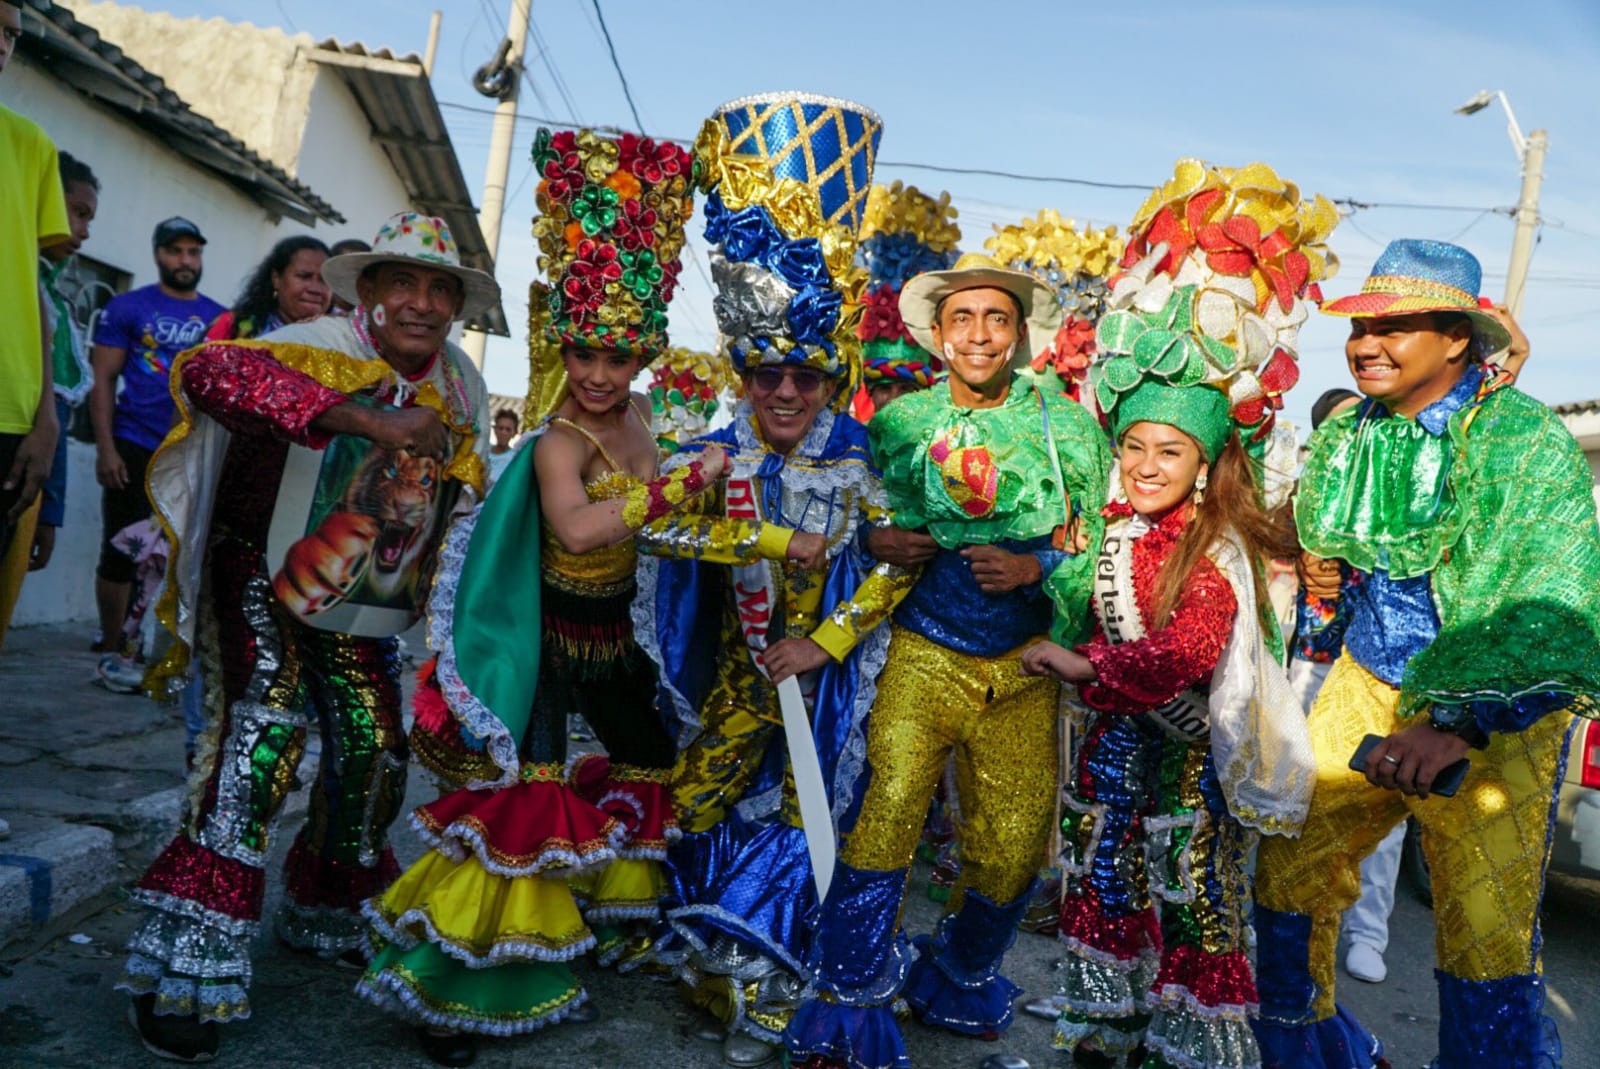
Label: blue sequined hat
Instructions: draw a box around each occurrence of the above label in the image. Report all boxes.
[1322,239,1511,353]
[692,92,883,400]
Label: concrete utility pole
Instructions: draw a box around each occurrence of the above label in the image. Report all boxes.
[1453,90,1547,319]
[1504,128,1547,319]
[461,0,532,370]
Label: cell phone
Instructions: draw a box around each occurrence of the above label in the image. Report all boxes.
[1348,733,1470,798]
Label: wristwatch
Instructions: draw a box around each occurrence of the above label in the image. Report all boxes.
[1428,704,1490,750]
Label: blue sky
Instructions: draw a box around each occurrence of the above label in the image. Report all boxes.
[91,0,1600,427]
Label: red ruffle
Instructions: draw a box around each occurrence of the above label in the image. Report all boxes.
[1058,887,1161,962]
[137,835,266,924]
[565,753,679,858]
[413,776,621,876]
[282,836,400,910]
[1151,944,1258,1010]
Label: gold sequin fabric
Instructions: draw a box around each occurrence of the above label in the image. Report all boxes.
[541,469,640,592]
[842,626,1058,905]
[1256,654,1575,1022]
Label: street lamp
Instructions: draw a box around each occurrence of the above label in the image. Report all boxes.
[1455,89,1547,318]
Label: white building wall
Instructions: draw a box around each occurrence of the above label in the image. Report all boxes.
[292,68,414,246]
[4,61,279,302]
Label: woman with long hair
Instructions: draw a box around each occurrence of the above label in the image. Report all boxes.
[1022,384,1310,1069]
[206,234,331,340]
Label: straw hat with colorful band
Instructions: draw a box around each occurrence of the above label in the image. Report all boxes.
[1092,158,1338,485]
[530,127,695,359]
[856,182,960,385]
[899,252,1062,368]
[322,212,501,322]
[1320,239,1512,354]
[693,92,882,404]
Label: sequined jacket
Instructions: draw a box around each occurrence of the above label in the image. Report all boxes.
[1078,505,1238,717]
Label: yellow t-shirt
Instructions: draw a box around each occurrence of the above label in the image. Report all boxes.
[0,105,70,435]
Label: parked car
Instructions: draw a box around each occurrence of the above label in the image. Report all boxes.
[1404,715,1600,903]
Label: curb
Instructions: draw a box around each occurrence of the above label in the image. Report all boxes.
[0,824,118,945]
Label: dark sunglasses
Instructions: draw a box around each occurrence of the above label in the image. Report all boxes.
[749,367,826,394]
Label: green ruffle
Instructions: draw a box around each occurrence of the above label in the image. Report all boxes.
[1294,403,1461,580]
[1301,386,1600,718]
[361,938,582,1035]
[868,377,1110,548]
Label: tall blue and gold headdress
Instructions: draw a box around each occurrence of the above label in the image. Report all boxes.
[693,91,883,408]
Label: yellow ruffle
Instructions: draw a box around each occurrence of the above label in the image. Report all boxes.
[372,849,593,963]
[569,857,665,914]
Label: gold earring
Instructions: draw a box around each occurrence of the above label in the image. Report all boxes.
[1194,470,1208,505]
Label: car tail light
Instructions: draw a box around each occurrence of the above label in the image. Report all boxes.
[1582,719,1600,790]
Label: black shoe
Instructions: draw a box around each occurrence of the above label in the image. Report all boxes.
[416,1027,477,1067]
[128,995,219,1063]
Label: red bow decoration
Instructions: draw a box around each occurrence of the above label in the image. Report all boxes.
[1230,348,1300,435]
[615,198,659,251]
[1193,215,1309,313]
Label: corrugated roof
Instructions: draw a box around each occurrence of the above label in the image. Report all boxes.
[309,38,508,337]
[20,0,342,226]
[1553,398,1600,417]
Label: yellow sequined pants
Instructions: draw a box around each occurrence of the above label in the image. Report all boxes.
[1255,654,1573,1022]
[843,626,1058,905]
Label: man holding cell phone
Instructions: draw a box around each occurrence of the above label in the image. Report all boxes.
[1251,240,1600,1069]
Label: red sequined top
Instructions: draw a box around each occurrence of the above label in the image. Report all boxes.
[1078,504,1237,716]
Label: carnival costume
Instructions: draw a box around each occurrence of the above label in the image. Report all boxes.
[851,181,960,418]
[985,209,1124,401]
[1252,239,1600,1069]
[1038,158,1329,1069]
[116,214,493,1025]
[628,92,907,1056]
[355,129,708,1037]
[785,252,1112,1069]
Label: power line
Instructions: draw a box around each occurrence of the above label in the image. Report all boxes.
[876,160,1150,192]
[588,0,644,133]
[433,102,1586,242]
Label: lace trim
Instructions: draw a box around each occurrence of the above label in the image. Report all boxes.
[362,898,595,967]
[407,810,623,878]
[354,970,587,1037]
[425,498,522,790]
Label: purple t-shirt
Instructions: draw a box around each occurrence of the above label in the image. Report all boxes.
[93,284,225,450]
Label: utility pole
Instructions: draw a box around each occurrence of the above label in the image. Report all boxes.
[461,0,532,370]
[1453,91,1547,320]
[1504,128,1547,319]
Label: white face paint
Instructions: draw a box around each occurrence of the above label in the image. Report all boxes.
[370,303,387,328]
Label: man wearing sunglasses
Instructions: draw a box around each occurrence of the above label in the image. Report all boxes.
[787,253,1112,1068]
[633,98,917,1061]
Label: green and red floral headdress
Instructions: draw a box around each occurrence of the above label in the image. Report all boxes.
[531,127,694,360]
[1091,158,1339,491]
[855,181,960,387]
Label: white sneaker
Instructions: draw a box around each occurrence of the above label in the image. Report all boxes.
[1345,942,1387,983]
[95,654,146,694]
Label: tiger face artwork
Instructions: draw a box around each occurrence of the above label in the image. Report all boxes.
[272,448,444,619]
[341,449,440,603]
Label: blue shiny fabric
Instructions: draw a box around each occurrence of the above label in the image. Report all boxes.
[1252,905,1384,1069]
[1344,567,1439,687]
[785,864,914,1069]
[857,231,956,289]
[893,538,1055,657]
[716,96,881,230]
[1079,717,1160,916]
[1459,692,1572,735]
[705,192,842,367]
[1432,970,1562,1069]
[901,887,1029,1036]
[670,818,817,975]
